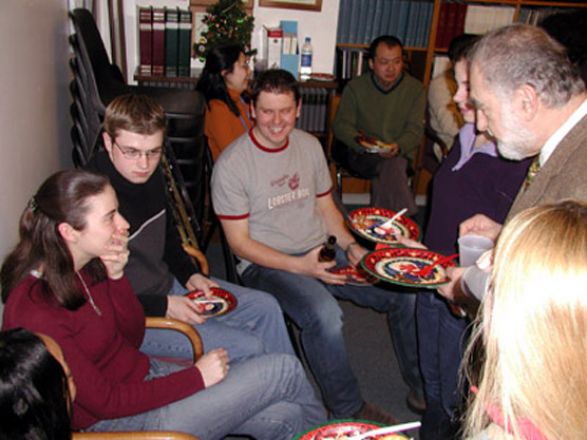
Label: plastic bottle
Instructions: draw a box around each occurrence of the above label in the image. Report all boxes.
[300,36,313,81]
[318,235,337,262]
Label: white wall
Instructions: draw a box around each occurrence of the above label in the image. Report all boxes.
[0,0,72,314]
[252,0,340,74]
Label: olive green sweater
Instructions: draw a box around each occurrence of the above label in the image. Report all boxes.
[333,72,426,161]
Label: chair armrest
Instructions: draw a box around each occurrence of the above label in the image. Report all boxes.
[73,431,198,440]
[182,244,209,276]
[145,317,203,362]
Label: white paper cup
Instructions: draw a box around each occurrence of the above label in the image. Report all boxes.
[458,235,494,267]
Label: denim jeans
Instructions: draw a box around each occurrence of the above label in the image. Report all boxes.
[86,354,326,440]
[140,277,295,362]
[417,291,468,440]
[241,247,422,417]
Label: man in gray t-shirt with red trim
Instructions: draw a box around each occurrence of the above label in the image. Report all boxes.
[212,69,423,422]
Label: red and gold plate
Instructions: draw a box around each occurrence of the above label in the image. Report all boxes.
[185,287,237,317]
[293,420,407,440]
[348,207,420,245]
[329,265,379,286]
[361,247,457,288]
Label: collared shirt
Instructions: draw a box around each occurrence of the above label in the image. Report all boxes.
[452,123,497,171]
[540,97,587,165]
[370,71,405,94]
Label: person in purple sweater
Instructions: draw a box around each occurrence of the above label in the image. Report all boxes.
[1,169,325,439]
[403,37,531,439]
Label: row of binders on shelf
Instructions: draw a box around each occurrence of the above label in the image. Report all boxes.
[436,2,515,50]
[518,7,574,25]
[263,20,300,79]
[335,47,369,85]
[435,1,572,51]
[435,2,515,49]
[337,0,434,48]
[139,6,192,77]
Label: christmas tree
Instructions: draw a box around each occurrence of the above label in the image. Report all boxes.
[194,0,256,61]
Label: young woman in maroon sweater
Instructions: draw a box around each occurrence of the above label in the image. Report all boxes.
[1,169,324,439]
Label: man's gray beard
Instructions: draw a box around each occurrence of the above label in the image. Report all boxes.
[496,110,538,161]
[497,141,529,160]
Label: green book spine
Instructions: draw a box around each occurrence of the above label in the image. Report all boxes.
[165,7,179,77]
[178,8,192,77]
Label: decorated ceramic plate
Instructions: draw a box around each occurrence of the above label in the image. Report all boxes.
[361,248,457,288]
[310,72,336,82]
[329,265,379,286]
[185,287,237,317]
[348,207,420,245]
[292,420,408,440]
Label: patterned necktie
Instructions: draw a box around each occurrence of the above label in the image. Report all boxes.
[523,157,541,191]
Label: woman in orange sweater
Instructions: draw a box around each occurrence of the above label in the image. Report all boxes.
[197,43,252,161]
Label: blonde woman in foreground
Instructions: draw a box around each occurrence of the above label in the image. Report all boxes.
[463,200,587,440]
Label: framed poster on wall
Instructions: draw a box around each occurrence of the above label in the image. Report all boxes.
[191,0,253,7]
[259,0,322,11]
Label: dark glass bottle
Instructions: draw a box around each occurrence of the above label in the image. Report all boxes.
[318,235,337,262]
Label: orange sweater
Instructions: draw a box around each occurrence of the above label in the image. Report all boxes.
[204,88,252,161]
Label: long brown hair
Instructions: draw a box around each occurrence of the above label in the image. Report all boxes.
[1,170,109,309]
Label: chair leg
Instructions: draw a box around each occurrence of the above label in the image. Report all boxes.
[219,227,240,285]
[336,167,343,199]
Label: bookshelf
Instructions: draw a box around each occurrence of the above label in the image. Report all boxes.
[424,0,587,85]
[336,0,587,86]
[334,0,586,196]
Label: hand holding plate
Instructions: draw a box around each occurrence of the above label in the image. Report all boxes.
[298,247,347,285]
[378,143,399,157]
[167,295,208,325]
[346,242,368,266]
[436,266,467,302]
[186,273,219,297]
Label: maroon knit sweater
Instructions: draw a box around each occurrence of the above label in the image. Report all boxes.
[2,272,204,429]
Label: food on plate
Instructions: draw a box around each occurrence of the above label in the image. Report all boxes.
[347,207,420,246]
[185,287,236,317]
[355,132,396,152]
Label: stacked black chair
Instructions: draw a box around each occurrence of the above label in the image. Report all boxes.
[68,8,206,219]
[68,8,238,279]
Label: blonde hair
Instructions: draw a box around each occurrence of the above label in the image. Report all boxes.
[463,200,587,439]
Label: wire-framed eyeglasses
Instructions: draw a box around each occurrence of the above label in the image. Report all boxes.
[113,141,163,160]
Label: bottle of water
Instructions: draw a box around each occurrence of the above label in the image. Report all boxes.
[300,37,313,81]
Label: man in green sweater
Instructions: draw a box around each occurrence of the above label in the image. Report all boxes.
[333,35,426,216]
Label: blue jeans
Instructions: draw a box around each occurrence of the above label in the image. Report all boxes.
[86,354,326,440]
[140,277,295,362]
[417,291,468,440]
[241,248,422,417]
